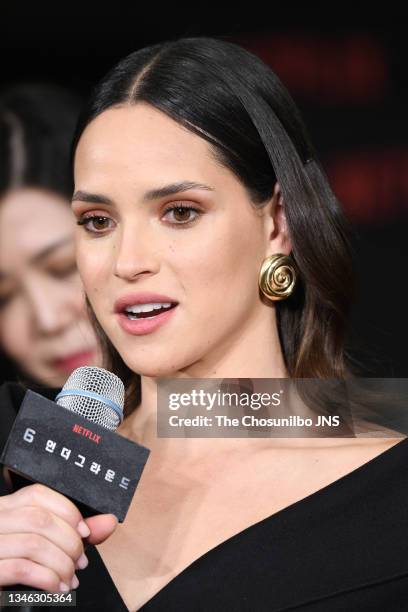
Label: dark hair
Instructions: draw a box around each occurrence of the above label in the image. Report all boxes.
[0,82,83,198]
[0,83,83,386]
[70,35,357,417]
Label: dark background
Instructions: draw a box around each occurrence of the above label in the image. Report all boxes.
[1,6,407,377]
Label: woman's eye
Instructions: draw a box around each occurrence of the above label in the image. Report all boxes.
[77,215,114,233]
[0,293,12,309]
[162,205,200,226]
[76,205,200,234]
[48,261,77,279]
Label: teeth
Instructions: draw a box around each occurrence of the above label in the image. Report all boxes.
[125,302,172,314]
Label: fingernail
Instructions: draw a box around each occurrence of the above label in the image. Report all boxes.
[71,574,79,589]
[76,553,89,570]
[77,520,90,538]
[59,582,70,592]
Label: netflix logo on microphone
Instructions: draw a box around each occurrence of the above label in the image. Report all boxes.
[73,423,102,444]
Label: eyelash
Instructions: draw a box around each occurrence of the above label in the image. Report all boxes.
[76,204,201,234]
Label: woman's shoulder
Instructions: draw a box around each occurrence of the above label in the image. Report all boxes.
[345,434,408,457]
[340,429,408,483]
[318,435,408,492]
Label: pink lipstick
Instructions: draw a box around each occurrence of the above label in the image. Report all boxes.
[114,292,179,336]
[53,350,95,373]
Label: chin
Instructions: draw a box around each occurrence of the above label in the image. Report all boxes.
[130,364,179,378]
[110,332,198,378]
[34,371,67,389]
[122,355,182,379]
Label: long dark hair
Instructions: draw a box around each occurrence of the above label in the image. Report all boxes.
[0,83,82,198]
[70,35,357,417]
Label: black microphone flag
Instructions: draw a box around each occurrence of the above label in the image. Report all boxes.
[0,388,150,522]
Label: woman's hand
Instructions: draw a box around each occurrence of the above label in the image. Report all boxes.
[0,483,118,592]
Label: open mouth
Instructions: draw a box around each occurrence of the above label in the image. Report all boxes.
[124,303,178,320]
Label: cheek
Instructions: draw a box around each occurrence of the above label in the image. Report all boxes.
[76,245,109,294]
[0,304,31,359]
[181,223,261,309]
[64,274,89,312]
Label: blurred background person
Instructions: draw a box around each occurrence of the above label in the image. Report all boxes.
[0,83,101,389]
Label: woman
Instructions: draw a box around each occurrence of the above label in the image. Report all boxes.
[0,84,101,389]
[1,37,407,611]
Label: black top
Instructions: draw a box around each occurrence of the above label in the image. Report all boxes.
[1,382,408,611]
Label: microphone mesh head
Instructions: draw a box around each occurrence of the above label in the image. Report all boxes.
[56,366,125,431]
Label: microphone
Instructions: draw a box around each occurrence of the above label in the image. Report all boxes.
[0,366,150,522]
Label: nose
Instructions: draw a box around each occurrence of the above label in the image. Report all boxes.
[24,274,81,335]
[113,223,160,281]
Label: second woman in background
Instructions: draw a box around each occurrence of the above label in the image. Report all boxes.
[0,83,101,389]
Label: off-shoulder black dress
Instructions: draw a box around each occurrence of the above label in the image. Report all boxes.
[1,381,408,611]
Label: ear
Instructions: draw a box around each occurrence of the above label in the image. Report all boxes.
[264,182,292,256]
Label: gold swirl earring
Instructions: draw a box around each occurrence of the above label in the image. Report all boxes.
[258,253,298,301]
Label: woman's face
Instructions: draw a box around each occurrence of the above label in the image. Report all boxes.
[73,103,285,378]
[0,188,100,387]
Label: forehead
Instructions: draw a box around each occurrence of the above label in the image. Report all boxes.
[74,103,222,184]
[0,188,74,265]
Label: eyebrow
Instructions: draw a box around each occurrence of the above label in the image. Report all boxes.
[0,236,73,282]
[71,180,215,205]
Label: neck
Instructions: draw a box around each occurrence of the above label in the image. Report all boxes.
[117,307,294,457]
